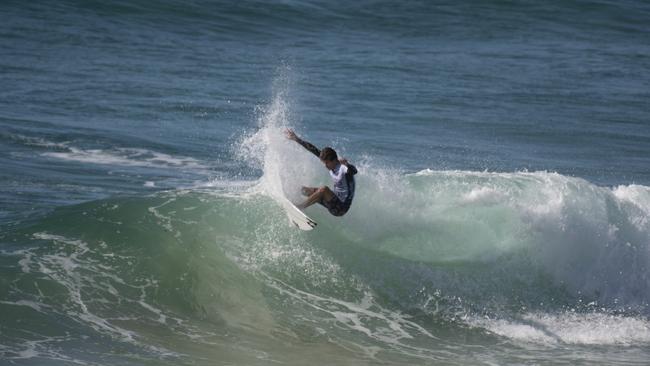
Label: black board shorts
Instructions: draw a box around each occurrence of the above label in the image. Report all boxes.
[320,195,351,217]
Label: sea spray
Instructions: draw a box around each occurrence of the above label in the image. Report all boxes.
[236,70,326,204]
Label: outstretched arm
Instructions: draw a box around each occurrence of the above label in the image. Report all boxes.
[285,129,320,158]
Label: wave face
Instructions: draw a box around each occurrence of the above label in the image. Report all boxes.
[2,174,649,364]
[2,99,649,365]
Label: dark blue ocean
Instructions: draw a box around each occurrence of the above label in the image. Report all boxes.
[2,1,650,365]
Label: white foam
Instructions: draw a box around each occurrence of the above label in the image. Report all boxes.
[29,233,145,346]
[42,146,207,170]
[138,300,167,324]
[461,186,504,204]
[348,169,650,309]
[613,184,650,231]
[263,273,440,361]
[471,312,650,346]
[17,250,33,273]
[0,300,47,313]
[12,134,69,149]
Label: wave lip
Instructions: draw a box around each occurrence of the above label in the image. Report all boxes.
[612,184,650,231]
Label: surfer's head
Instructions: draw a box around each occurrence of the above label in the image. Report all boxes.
[319,147,338,170]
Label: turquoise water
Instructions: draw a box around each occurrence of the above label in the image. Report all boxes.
[2,1,650,365]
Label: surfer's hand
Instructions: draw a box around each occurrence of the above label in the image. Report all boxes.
[339,158,348,166]
[285,129,298,141]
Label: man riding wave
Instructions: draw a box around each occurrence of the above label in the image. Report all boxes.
[285,129,357,216]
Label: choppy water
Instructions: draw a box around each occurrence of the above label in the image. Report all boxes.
[2,1,650,365]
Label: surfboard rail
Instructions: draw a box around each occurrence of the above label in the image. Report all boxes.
[279,197,317,231]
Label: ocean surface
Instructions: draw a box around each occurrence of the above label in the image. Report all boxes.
[2,1,650,365]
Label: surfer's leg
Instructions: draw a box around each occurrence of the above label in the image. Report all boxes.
[297,186,334,209]
[301,186,318,196]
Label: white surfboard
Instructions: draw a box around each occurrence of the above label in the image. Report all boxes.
[280,197,317,231]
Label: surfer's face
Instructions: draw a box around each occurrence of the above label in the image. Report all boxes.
[322,159,338,171]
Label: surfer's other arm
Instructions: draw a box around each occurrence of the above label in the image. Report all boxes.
[339,158,358,175]
[285,129,320,158]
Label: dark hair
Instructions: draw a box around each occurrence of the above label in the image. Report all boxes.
[319,147,338,162]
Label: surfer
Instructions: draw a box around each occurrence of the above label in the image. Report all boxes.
[285,129,357,216]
